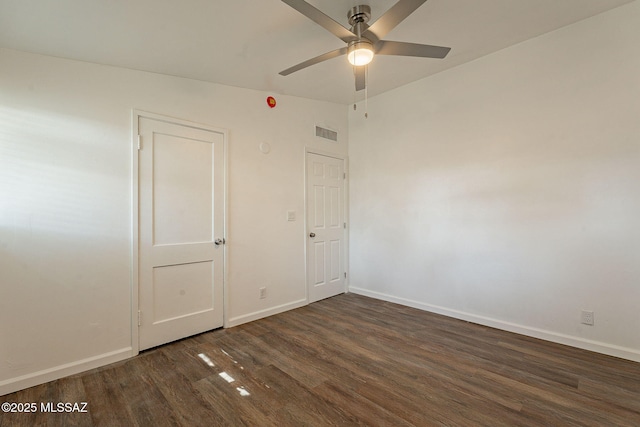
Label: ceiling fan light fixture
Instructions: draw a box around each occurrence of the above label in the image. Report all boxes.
[347,40,374,66]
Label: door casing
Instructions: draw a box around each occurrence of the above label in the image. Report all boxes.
[131,110,228,355]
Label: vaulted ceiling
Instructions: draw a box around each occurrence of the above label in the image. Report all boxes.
[0,0,634,104]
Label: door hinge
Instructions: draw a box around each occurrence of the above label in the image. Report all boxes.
[137,135,142,150]
[343,172,346,179]
[344,222,347,229]
[138,310,142,326]
[344,272,347,278]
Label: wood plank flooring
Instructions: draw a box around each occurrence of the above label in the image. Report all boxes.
[2,293,640,426]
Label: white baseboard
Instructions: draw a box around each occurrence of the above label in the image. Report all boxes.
[226,298,308,328]
[0,347,134,396]
[349,287,640,363]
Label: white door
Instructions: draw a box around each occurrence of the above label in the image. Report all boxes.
[306,152,346,303]
[138,116,225,350]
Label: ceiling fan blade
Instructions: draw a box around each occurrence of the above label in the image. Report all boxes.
[281,0,357,43]
[375,40,450,59]
[355,66,365,91]
[363,0,428,42]
[279,47,348,76]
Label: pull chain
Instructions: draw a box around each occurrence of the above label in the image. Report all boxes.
[364,65,368,119]
[353,66,357,111]
[352,64,368,118]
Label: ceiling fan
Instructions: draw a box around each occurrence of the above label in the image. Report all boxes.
[279,0,451,91]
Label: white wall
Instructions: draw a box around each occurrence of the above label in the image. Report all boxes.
[0,48,347,395]
[349,2,640,361]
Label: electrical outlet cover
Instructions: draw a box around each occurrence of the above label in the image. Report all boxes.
[581,310,594,326]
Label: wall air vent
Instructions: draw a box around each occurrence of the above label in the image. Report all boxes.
[315,125,338,142]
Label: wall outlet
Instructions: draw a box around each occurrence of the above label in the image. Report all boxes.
[581,310,594,326]
[259,287,267,299]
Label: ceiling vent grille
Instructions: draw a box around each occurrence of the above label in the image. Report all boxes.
[315,125,338,142]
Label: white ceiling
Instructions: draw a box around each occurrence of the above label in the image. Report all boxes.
[0,0,634,104]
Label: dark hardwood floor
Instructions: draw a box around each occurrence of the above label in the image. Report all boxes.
[2,293,640,426]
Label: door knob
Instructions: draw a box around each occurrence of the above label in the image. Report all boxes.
[215,238,225,246]
[309,233,316,238]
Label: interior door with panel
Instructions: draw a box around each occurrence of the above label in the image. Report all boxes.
[138,116,225,351]
[306,152,346,303]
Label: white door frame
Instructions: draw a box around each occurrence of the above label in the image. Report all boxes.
[304,148,349,302]
[131,110,229,355]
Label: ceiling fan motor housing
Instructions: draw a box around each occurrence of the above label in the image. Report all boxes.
[346,5,374,66]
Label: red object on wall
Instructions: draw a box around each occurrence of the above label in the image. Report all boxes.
[267,96,276,108]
